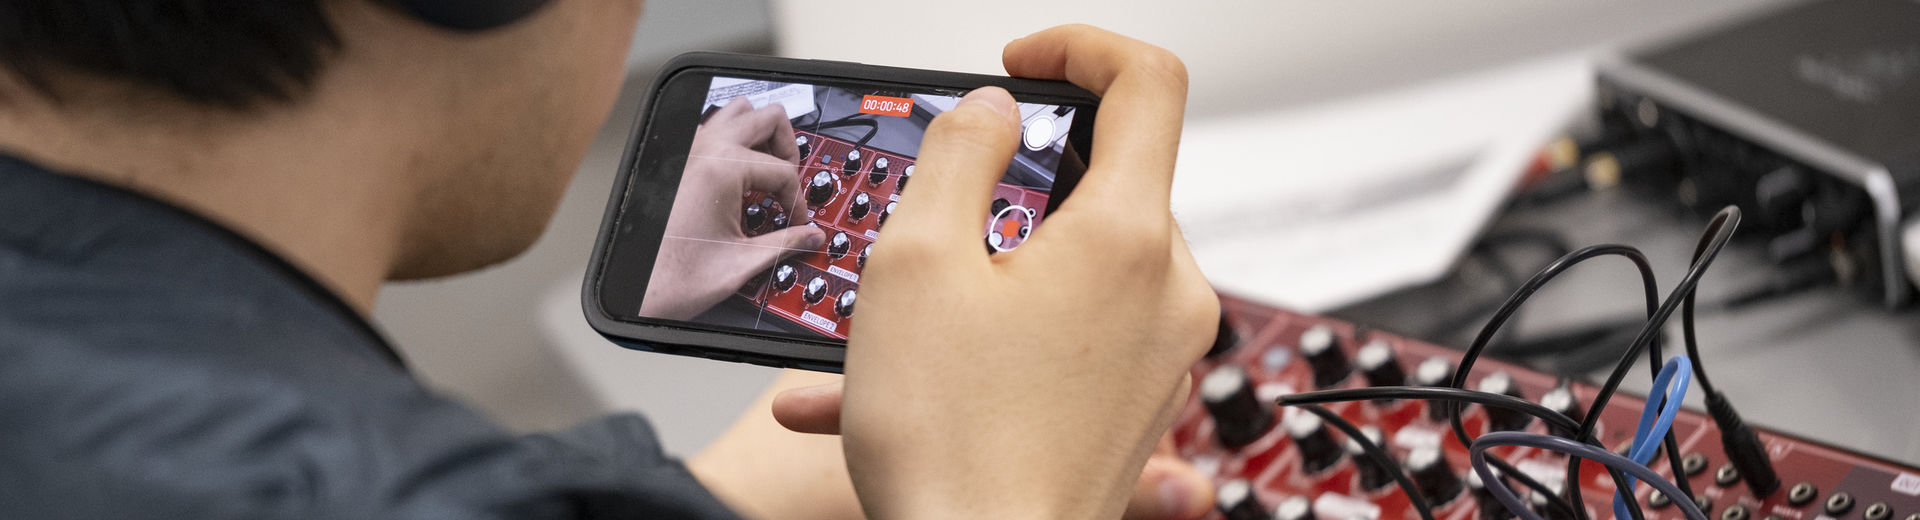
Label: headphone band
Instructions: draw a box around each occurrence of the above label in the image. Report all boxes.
[392,0,553,31]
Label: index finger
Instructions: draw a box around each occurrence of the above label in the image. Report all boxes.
[714,102,802,164]
[1002,25,1189,208]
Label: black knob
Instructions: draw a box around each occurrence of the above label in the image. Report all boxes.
[1215,479,1267,520]
[1299,325,1350,388]
[1468,470,1512,520]
[1527,477,1574,520]
[795,135,811,159]
[858,244,871,268]
[848,192,872,221]
[897,164,913,192]
[1414,357,1457,421]
[834,289,857,317]
[878,201,897,227]
[1477,372,1532,432]
[772,264,797,292]
[841,148,864,177]
[828,232,851,258]
[743,203,766,230]
[869,156,890,185]
[806,170,835,206]
[1199,365,1273,449]
[1285,412,1343,474]
[1348,426,1393,492]
[1356,339,1405,387]
[1274,496,1313,520]
[1539,385,1583,438]
[1207,311,1239,358]
[991,197,1012,216]
[802,276,827,304]
[1407,445,1463,505]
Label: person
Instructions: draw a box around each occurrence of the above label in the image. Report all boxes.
[0,0,1220,518]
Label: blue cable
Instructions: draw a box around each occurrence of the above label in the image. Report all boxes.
[1612,355,1692,520]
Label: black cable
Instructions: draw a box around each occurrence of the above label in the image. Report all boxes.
[1444,244,1659,447]
[1277,386,1641,520]
[1565,206,1740,512]
[815,117,879,149]
[1440,244,1659,520]
[1676,209,1782,497]
[1293,405,1436,520]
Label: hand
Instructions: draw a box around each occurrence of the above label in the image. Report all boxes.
[770,381,1216,520]
[835,25,1218,520]
[641,97,827,320]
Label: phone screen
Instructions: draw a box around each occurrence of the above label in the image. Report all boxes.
[617,74,1087,342]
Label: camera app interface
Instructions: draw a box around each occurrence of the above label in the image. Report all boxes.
[637,76,1080,339]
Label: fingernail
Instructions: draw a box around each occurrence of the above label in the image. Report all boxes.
[1158,474,1196,519]
[957,87,1019,123]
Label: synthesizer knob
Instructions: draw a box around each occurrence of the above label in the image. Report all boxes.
[991,197,1012,217]
[795,135,811,158]
[1274,495,1313,520]
[842,148,863,176]
[802,276,827,304]
[848,192,872,222]
[1415,357,1457,421]
[772,211,790,229]
[1199,364,1274,449]
[1539,385,1584,438]
[1285,411,1343,474]
[834,289,856,317]
[1476,372,1532,432]
[1348,425,1394,492]
[1407,445,1463,505]
[878,201,897,227]
[772,264,797,292]
[1528,477,1575,520]
[1299,325,1351,388]
[1215,479,1268,520]
[827,231,852,259]
[1467,470,1511,520]
[806,170,835,206]
[858,244,871,268]
[1356,339,1406,387]
[1206,311,1239,358]
[743,203,766,230]
[897,164,913,192]
[869,156,890,185]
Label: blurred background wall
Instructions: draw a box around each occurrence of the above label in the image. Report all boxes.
[374,0,1790,455]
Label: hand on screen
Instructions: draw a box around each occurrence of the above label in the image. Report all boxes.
[827,26,1220,520]
[641,97,826,320]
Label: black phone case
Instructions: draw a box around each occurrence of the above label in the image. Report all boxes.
[582,52,1099,372]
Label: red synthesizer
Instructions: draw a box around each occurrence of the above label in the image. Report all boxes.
[1177,294,1920,520]
[736,129,1047,338]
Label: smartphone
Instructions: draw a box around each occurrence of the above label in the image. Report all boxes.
[582,52,1100,371]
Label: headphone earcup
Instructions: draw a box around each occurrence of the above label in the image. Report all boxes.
[392,0,553,31]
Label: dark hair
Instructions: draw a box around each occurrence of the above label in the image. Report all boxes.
[0,1,342,108]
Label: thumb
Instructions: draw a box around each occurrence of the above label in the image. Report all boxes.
[886,87,1022,252]
[770,381,844,434]
[1123,456,1215,520]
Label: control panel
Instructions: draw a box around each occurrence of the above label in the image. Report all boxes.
[735,129,1048,338]
[1181,294,1920,520]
